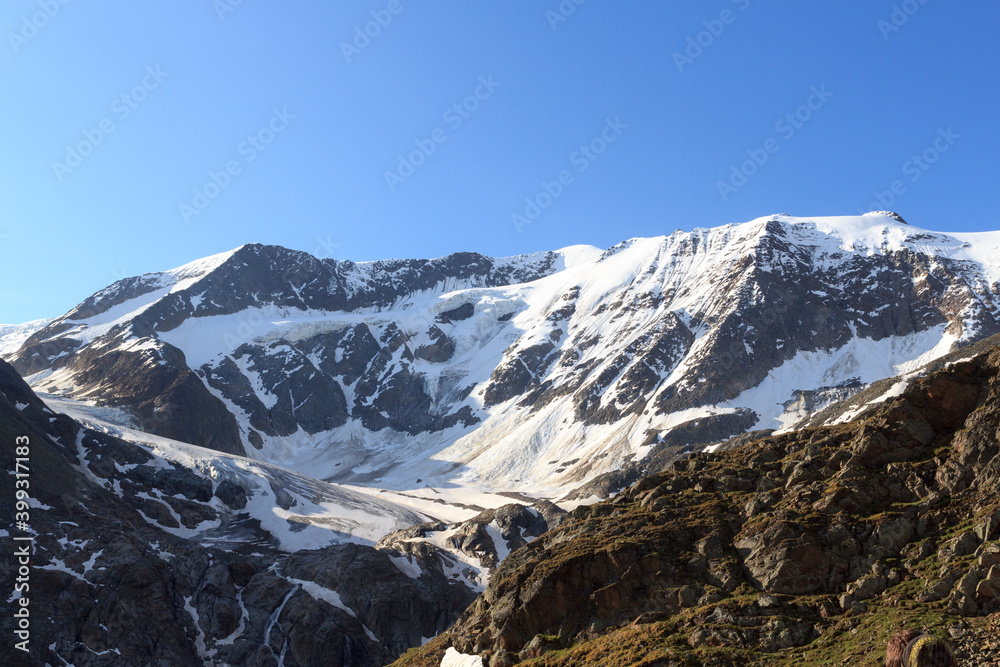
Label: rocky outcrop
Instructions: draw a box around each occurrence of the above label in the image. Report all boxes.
[414,325,456,363]
[445,504,562,571]
[202,340,350,437]
[0,358,475,666]
[23,330,247,456]
[395,340,1000,666]
[376,503,567,594]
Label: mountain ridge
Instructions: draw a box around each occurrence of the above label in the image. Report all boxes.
[4,212,1000,505]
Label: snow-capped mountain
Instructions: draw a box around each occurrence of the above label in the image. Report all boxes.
[5,213,1000,503]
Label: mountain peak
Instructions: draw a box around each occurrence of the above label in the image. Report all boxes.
[6,213,1000,499]
[864,210,908,224]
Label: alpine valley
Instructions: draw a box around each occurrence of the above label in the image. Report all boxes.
[3,212,1000,666]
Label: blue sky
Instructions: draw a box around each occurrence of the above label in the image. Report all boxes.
[1,1,998,324]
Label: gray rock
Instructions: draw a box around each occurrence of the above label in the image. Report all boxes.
[414,325,456,362]
[215,479,248,509]
[976,565,1000,605]
[954,530,981,557]
[976,509,1000,541]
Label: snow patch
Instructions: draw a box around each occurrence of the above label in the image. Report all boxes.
[831,379,911,425]
[484,521,511,564]
[389,554,423,580]
[441,647,484,667]
[730,325,956,433]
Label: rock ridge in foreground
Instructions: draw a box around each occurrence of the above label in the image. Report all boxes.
[395,338,1000,666]
[0,357,476,667]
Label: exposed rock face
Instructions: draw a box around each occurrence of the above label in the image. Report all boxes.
[4,216,1000,666]
[394,339,1000,666]
[376,503,567,591]
[0,358,475,666]
[445,504,562,571]
[414,325,456,363]
[18,332,247,456]
[6,244,558,466]
[202,341,350,437]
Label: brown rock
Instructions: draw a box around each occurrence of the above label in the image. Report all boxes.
[977,566,1000,604]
